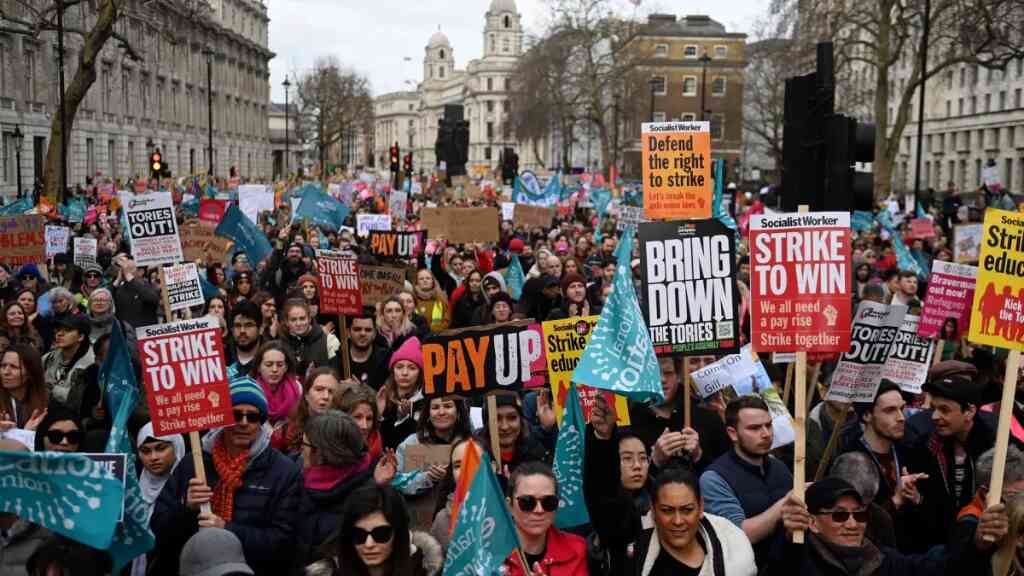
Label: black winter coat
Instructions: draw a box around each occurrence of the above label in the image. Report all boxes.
[284,323,331,375]
[292,461,376,574]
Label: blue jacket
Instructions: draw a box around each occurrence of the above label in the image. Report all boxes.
[150,427,302,576]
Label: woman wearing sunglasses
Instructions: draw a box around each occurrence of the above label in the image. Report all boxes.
[306,483,443,576]
[33,403,83,453]
[502,461,588,576]
[150,376,302,576]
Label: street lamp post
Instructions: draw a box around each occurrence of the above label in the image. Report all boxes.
[282,77,291,179]
[699,52,712,122]
[12,126,23,199]
[203,45,215,177]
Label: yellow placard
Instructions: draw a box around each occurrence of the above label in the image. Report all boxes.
[542,316,630,426]
[641,121,712,220]
[968,208,1024,351]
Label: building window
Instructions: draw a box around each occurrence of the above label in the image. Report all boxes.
[487,100,494,113]
[122,70,131,115]
[945,100,950,117]
[683,45,698,59]
[653,112,666,122]
[682,76,697,96]
[128,141,135,177]
[86,138,95,178]
[439,66,445,78]
[713,45,727,58]
[439,49,445,59]
[958,98,963,115]
[24,49,35,102]
[489,34,495,52]
[984,93,990,112]
[970,96,976,114]
[654,44,668,58]
[710,114,725,140]
[2,132,11,184]
[502,37,510,53]
[711,77,726,96]
[108,139,116,180]
[487,122,494,139]
[484,146,492,160]
[1016,88,1022,108]
[504,15,510,29]
[681,113,696,122]
[999,91,1006,110]
[651,76,666,95]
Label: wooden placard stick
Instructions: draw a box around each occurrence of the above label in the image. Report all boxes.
[338,314,352,380]
[932,340,945,366]
[792,203,810,544]
[783,363,795,407]
[984,349,1023,542]
[487,394,502,474]
[683,357,692,430]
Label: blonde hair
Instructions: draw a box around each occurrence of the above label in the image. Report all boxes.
[994,494,1024,576]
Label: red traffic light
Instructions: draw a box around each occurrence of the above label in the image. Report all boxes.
[151,152,162,172]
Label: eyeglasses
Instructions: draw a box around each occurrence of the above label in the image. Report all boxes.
[515,495,559,513]
[85,272,101,279]
[819,508,869,523]
[46,430,83,445]
[349,525,394,545]
[232,410,267,424]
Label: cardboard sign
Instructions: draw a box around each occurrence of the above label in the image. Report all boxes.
[180,223,230,263]
[73,237,98,268]
[690,345,759,398]
[122,192,183,266]
[639,219,739,356]
[826,301,907,403]
[421,320,547,398]
[968,209,1024,351]
[641,121,712,220]
[909,218,935,239]
[0,215,45,267]
[542,316,629,426]
[316,249,363,316]
[356,213,392,238]
[360,265,406,306]
[137,317,233,435]
[954,223,983,263]
[918,260,977,340]
[45,226,70,258]
[880,314,935,394]
[421,207,500,244]
[403,444,452,472]
[369,230,425,260]
[163,263,205,312]
[749,212,852,353]
[513,204,555,230]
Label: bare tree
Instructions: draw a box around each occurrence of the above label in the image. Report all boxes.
[743,37,799,183]
[783,0,1024,196]
[294,57,374,180]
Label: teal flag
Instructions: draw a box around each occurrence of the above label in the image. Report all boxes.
[101,321,156,573]
[591,186,613,217]
[181,196,200,217]
[874,208,923,277]
[711,159,738,237]
[0,450,124,549]
[572,227,663,403]
[505,254,525,300]
[553,383,589,528]
[443,452,521,576]
[512,170,558,207]
[204,183,218,199]
[215,204,273,265]
[916,201,927,218]
[852,211,874,232]
[0,197,32,215]
[198,273,220,301]
[295,185,350,231]
[64,198,87,223]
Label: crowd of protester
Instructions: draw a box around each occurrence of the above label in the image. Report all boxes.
[0,173,1021,576]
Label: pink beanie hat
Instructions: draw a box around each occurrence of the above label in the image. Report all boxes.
[389,336,423,370]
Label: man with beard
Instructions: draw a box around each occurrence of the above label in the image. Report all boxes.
[227,301,262,376]
[264,239,310,302]
[339,315,388,389]
[700,395,792,568]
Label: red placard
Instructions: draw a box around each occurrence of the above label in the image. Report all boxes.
[316,249,363,315]
[909,218,935,239]
[749,212,852,353]
[198,199,227,226]
[137,317,233,436]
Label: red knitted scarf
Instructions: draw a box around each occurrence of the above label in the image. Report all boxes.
[211,438,249,522]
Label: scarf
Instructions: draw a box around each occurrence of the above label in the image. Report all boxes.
[304,453,372,491]
[259,374,302,423]
[414,283,441,303]
[211,436,250,522]
[136,423,186,507]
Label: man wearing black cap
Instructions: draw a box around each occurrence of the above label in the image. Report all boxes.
[41,314,95,418]
[775,476,1007,574]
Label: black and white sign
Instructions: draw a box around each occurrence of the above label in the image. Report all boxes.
[163,263,204,312]
[826,301,907,403]
[121,192,182,266]
[73,237,98,268]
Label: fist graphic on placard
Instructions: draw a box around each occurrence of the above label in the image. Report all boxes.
[208,391,221,408]
[823,305,839,327]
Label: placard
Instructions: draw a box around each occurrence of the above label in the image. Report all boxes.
[73,237,98,268]
[121,192,182,266]
[542,316,629,426]
[772,352,797,364]
[198,198,227,226]
[403,444,452,472]
[315,249,363,316]
[690,345,759,398]
[356,213,392,238]
[389,190,408,220]
[369,230,426,260]
[45,226,70,258]
[513,204,555,230]
[501,202,515,222]
[617,206,647,231]
[163,263,205,312]
[641,121,712,220]
[880,314,934,394]
[238,184,274,224]
[749,211,852,352]
[639,219,739,356]
[360,265,406,306]
[909,218,935,239]
[180,223,230,263]
[954,223,983,263]
[137,317,233,435]
[826,301,907,403]
[421,320,547,398]
[968,209,1024,350]
[0,215,45,267]
[918,260,977,340]
[421,207,500,244]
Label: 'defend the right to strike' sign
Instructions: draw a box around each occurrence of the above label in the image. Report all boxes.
[137,317,233,436]
[641,122,712,220]
[968,208,1024,351]
[750,211,852,353]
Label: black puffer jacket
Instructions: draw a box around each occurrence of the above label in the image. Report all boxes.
[284,323,331,375]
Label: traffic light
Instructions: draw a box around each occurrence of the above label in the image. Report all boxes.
[403,153,413,177]
[150,149,163,180]
[501,147,519,184]
[782,42,874,212]
[389,143,400,173]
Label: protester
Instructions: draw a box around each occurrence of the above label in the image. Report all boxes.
[450,270,486,328]
[430,437,483,550]
[33,403,83,453]
[2,302,43,350]
[376,296,418,358]
[341,314,389,389]
[828,451,897,548]
[178,528,254,576]
[378,336,426,449]
[252,341,304,429]
[111,256,160,328]
[338,383,384,459]
[479,392,548,471]
[0,344,48,430]
[271,367,341,454]
[228,300,264,376]
[0,439,50,576]
[281,299,333,374]
[394,396,472,497]
[41,315,94,418]
[134,423,186,576]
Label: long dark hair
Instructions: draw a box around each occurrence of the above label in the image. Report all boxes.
[416,396,471,444]
[335,484,414,576]
[0,344,47,428]
[250,340,298,381]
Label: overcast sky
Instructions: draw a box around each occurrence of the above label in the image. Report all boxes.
[267,0,772,102]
